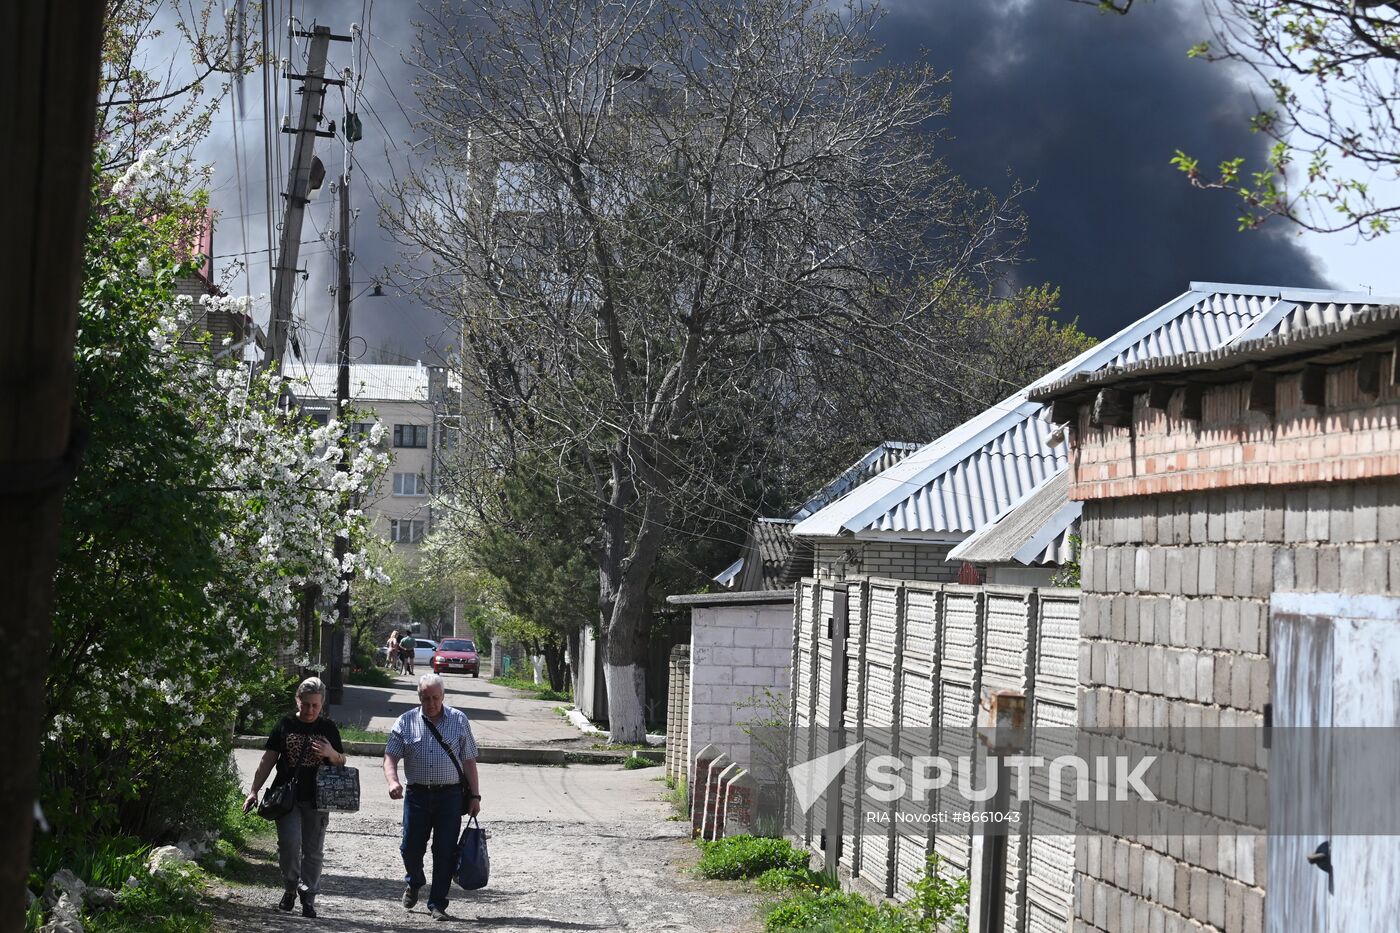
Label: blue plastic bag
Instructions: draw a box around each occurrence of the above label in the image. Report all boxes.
[454,815,489,890]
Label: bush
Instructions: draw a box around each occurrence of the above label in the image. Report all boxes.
[696,835,809,880]
[347,666,394,688]
[623,754,657,770]
[236,669,301,736]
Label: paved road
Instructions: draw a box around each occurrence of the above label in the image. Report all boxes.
[330,670,585,747]
[214,749,764,932]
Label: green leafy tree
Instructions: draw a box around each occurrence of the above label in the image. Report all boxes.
[461,456,598,692]
[42,158,385,845]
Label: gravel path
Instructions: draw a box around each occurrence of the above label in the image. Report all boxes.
[211,752,766,932]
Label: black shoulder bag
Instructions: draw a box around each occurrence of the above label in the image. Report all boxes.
[422,714,474,815]
[257,771,298,820]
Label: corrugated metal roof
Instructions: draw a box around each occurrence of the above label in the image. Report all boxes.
[287,363,434,402]
[946,469,1081,566]
[789,441,922,520]
[870,416,1063,534]
[1031,302,1400,402]
[793,283,1400,547]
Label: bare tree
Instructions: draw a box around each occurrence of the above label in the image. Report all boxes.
[387,0,1023,741]
[98,0,256,168]
[1074,0,1400,237]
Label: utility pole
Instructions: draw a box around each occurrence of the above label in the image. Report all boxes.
[262,23,349,373]
[326,173,353,703]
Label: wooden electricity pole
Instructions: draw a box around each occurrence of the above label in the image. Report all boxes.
[0,3,106,928]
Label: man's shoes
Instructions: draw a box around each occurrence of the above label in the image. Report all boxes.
[402,884,421,909]
[302,905,318,919]
[430,906,451,921]
[278,886,297,911]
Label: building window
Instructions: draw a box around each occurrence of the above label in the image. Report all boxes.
[352,421,378,439]
[390,519,427,543]
[392,472,427,496]
[393,423,428,448]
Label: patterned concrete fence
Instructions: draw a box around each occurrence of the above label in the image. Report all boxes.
[789,576,1080,932]
[666,644,691,787]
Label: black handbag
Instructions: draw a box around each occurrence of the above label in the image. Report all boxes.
[256,774,298,820]
[422,716,474,815]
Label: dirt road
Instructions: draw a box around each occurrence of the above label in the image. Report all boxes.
[212,749,766,932]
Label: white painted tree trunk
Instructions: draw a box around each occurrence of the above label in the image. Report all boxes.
[604,662,646,743]
[531,655,545,685]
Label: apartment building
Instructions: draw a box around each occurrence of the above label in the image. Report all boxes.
[287,362,456,555]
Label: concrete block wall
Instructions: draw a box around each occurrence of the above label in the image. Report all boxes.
[1070,372,1400,933]
[812,539,960,583]
[665,645,691,786]
[689,602,794,770]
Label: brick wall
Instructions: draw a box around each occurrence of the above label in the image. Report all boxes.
[812,539,960,583]
[689,602,794,770]
[1069,359,1400,501]
[1070,366,1400,933]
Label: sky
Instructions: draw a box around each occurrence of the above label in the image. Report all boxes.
[197,0,1400,362]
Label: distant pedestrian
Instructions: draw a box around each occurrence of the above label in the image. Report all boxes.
[244,677,347,919]
[384,673,482,922]
[399,632,416,676]
[386,630,400,672]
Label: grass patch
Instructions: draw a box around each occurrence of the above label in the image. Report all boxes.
[760,854,968,933]
[664,777,688,820]
[622,754,657,770]
[337,725,390,743]
[200,789,275,881]
[696,835,809,880]
[86,861,210,933]
[347,667,395,688]
[26,839,212,933]
[593,740,649,750]
[492,673,572,702]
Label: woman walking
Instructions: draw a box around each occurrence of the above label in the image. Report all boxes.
[244,676,347,918]
[386,629,401,672]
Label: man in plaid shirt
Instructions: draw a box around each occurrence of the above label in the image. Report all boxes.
[384,673,482,921]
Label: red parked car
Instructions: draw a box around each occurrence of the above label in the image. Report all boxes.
[432,638,480,677]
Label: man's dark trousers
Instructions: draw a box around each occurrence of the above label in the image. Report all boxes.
[401,785,463,911]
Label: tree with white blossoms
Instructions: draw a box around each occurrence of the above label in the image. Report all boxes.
[41,149,386,843]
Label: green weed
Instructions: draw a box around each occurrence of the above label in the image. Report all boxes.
[696,835,809,880]
[623,754,658,770]
[760,854,968,933]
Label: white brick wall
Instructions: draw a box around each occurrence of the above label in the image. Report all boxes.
[688,602,793,770]
[810,539,959,582]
